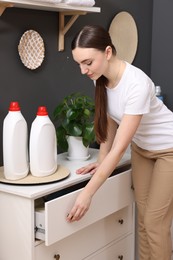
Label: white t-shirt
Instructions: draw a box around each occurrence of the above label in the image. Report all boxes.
[106,62,173,150]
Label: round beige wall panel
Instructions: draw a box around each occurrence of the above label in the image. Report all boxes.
[109,11,138,64]
[18,30,45,70]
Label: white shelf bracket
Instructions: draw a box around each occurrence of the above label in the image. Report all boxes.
[58,11,86,51]
[0,3,13,16]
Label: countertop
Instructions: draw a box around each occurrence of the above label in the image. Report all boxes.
[0,148,131,199]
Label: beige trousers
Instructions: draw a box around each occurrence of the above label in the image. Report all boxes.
[131,142,173,260]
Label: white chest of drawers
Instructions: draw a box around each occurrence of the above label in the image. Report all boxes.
[0,149,135,260]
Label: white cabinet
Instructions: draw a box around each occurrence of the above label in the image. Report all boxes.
[34,167,135,259]
[0,149,134,260]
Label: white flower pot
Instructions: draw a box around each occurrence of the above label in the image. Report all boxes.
[67,136,89,160]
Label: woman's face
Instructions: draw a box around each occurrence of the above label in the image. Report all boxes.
[72,47,111,80]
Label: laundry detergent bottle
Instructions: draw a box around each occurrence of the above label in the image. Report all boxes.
[3,101,29,180]
[29,106,57,177]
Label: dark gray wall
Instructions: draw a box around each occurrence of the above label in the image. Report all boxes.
[0,0,153,165]
[151,0,173,111]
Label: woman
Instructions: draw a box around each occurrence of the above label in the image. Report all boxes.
[66,25,173,260]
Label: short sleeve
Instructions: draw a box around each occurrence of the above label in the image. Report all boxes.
[124,80,152,115]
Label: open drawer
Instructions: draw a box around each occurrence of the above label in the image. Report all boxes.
[35,169,134,246]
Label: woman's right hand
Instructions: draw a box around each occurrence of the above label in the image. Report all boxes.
[76,162,99,175]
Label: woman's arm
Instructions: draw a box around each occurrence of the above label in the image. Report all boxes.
[67,114,142,222]
[97,116,118,162]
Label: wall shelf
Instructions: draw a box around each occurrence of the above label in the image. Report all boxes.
[0,0,101,50]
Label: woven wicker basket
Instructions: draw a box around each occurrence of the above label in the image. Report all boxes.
[18,30,45,70]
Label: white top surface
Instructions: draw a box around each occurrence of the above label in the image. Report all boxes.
[0,148,130,199]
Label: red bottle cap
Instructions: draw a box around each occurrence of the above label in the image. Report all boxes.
[37,106,48,116]
[9,102,20,111]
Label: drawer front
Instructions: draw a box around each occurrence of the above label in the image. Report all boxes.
[105,204,134,241]
[35,169,134,246]
[85,234,134,260]
[35,205,134,260]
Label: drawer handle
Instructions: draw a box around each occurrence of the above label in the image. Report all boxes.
[118,219,124,225]
[118,255,124,260]
[54,254,60,260]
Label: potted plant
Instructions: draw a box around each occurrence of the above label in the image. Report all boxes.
[53,92,95,159]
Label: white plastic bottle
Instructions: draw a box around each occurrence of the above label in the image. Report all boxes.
[3,102,29,180]
[29,106,57,177]
[155,86,164,101]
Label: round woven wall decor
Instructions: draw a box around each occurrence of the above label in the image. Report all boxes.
[18,30,45,70]
[109,11,138,64]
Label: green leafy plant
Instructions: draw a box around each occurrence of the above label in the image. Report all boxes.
[53,92,95,152]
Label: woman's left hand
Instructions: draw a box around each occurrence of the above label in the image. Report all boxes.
[66,190,92,222]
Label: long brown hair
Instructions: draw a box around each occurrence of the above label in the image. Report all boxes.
[71,25,116,143]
